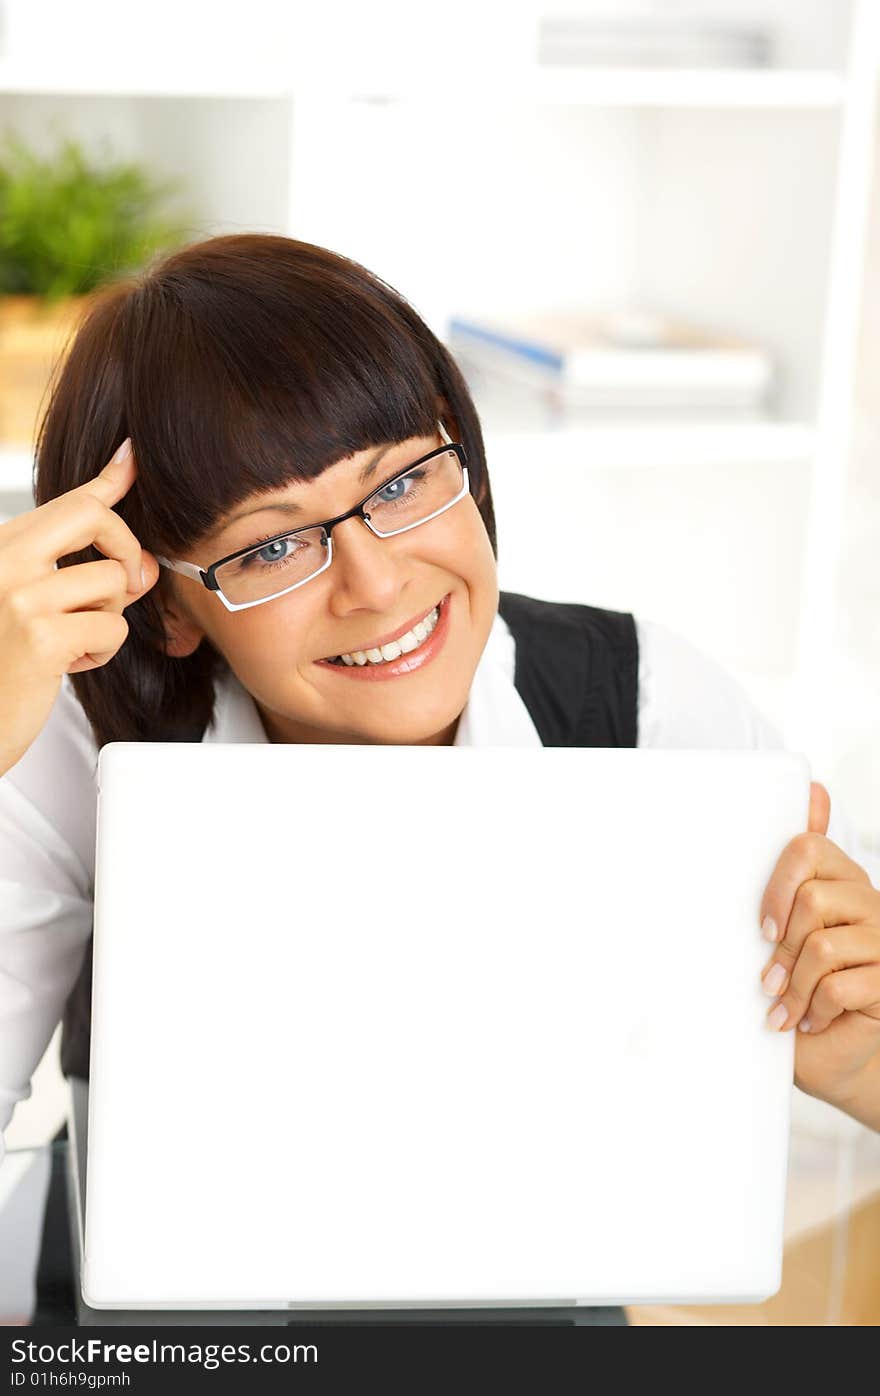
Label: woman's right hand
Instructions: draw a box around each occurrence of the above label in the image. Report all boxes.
[0,437,160,778]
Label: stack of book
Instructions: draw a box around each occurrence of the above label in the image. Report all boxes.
[447,307,775,417]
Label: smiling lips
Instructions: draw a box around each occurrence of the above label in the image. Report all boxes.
[314,593,452,679]
[318,596,444,663]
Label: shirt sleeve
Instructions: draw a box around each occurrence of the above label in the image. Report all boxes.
[634,616,880,891]
[0,677,98,1165]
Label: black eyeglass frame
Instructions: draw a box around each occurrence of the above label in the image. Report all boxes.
[155,434,469,611]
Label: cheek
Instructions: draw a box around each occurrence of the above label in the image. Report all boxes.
[207,601,316,673]
[436,508,499,646]
[435,499,496,576]
[460,516,499,619]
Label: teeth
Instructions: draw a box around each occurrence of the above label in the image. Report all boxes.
[327,603,441,666]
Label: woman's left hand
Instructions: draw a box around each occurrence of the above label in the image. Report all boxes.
[759,781,880,1110]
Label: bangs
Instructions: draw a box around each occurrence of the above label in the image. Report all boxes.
[119,237,442,554]
[34,232,495,578]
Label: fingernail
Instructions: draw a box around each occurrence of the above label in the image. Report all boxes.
[111,436,132,464]
[762,963,786,997]
[767,1001,788,1031]
[761,915,779,942]
[798,1018,811,1033]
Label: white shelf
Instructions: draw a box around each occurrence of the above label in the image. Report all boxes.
[483,420,816,470]
[310,67,848,109]
[490,68,847,109]
[0,66,848,109]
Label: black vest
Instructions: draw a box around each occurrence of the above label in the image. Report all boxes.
[59,590,639,1081]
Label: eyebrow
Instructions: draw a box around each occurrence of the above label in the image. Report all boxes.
[212,442,399,537]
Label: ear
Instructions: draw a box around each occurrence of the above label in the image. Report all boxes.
[153,580,206,658]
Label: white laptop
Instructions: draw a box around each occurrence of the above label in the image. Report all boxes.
[81,742,808,1311]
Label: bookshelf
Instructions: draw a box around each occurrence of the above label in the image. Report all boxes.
[0,0,878,839]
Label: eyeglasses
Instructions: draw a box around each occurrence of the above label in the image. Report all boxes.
[154,421,469,612]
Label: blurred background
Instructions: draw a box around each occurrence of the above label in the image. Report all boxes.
[1,0,879,1325]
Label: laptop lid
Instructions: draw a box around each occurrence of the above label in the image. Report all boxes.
[83,743,808,1310]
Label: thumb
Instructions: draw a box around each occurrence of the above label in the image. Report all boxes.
[808,780,831,835]
[139,550,161,592]
[124,550,161,602]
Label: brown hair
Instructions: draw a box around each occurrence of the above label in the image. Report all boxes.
[33,233,498,750]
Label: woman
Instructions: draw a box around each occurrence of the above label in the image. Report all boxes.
[1,233,879,1319]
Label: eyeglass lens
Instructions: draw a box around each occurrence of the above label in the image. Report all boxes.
[214,449,464,605]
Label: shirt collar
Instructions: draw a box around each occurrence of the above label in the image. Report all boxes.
[204,608,542,748]
[452,608,542,747]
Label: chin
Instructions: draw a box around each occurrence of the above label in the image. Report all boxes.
[360,682,465,737]
[360,707,461,746]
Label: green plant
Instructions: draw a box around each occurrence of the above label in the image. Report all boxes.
[0,126,196,303]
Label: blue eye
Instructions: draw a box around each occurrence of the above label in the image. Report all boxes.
[375,476,412,504]
[373,468,430,509]
[239,533,308,571]
[256,538,293,563]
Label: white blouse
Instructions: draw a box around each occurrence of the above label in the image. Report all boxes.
[1,608,877,1159]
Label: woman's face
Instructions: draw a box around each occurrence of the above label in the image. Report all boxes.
[158,427,499,746]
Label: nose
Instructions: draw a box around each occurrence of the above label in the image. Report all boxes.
[325,515,408,619]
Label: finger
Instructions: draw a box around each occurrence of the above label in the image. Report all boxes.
[759,830,872,945]
[62,550,160,609]
[760,877,878,974]
[66,644,127,674]
[761,922,880,1025]
[798,963,880,1035]
[71,437,139,510]
[1,438,144,591]
[7,495,146,596]
[808,781,831,836]
[16,558,140,617]
[0,438,138,548]
[47,610,131,675]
